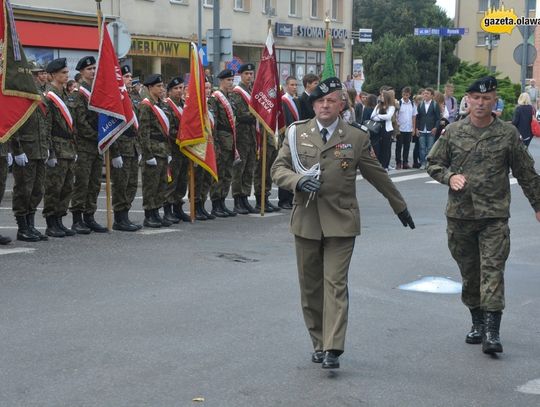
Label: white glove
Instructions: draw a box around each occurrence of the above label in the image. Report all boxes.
[46,158,58,168]
[14,153,28,167]
[112,156,123,169]
[138,154,142,163]
[74,154,78,162]
[146,157,157,166]
[7,153,13,167]
[167,155,172,164]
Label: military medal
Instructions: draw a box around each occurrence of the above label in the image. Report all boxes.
[334,150,341,158]
[341,160,349,170]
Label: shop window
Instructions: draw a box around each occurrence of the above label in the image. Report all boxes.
[478,0,499,12]
[234,0,250,11]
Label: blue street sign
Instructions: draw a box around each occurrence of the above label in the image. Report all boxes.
[198,46,209,67]
[414,27,466,36]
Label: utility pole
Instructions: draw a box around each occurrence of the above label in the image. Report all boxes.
[486,0,493,72]
[212,0,221,85]
[520,0,530,91]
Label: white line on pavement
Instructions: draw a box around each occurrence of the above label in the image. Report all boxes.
[247,212,284,218]
[0,248,36,256]
[516,378,540,394]
[137,229,182,235]
[391,173,431,182]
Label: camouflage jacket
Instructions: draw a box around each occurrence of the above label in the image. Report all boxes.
[229,82,256,142]
[109,94,141,158]
[0,140,8,157]
[208,91,235,151]
[72,81,99,153]
[10,98,51,160]
[46,85,76,160]
[427,116,540,219]
[165,97,183,156]
[139,97,171,160]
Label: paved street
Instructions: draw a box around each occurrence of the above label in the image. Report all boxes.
[1,141,540,407]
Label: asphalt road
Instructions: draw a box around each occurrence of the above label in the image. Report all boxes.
[1,140,539,407]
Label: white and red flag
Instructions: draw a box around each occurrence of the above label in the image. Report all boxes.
[89,22,135,153]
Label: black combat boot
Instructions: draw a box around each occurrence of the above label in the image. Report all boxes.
[482,311,503,354]
[0,233,11,245]
[57,216,76,236]
[255,195,274,213]
[143,209,161,228]
[15,215,40,242]
[83,213,108,233]
[194,201,207,220]
[465,308,484,344]
[163,203,180,224]
[45,216,65,238]
[221,198,237,217]
[113,211,139,232]
[266,196,281,212]
[154,208,172,227]
[200,201,215,220]
[242,196,257,213]
[211,200,228,218]
[26,213,48,241]
[125,210,142,230]
[172,203,191,222]
[71,211,91,234]
[233,196,248,215]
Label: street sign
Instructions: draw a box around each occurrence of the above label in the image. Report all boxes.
[358,28,373,43]
[107,21,131,59]
[206,29,233,62]
[198,46,208,67]
[414,27,466,37]
[513,43,537,66]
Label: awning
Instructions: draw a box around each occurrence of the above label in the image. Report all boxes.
[16,20,99,50]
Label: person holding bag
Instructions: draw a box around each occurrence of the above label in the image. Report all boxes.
[370,90,396,170]
[512,92,535,147]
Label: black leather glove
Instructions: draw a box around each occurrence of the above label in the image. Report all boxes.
[296,176,321,193]
[397,208,415,229]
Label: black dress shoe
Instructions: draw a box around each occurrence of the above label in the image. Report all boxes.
[322,351,340,369]
[278,201,293,210]
[311,351,324,363]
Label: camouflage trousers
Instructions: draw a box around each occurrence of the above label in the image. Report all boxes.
[254,142,278,197]
[142,157,168,210]
[71,150,103,214]
[12,159,46,216]
[231,134,256,197]
[195,165,213,203]
[210,144,233,201]
[447,217,510,312]
[165,148,189,205]
[43,159,75,218]
[0,156,7,204]
[111,155,139,212]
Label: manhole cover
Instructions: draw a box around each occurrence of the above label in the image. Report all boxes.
[216,253,259,263]
[397,276,462,294]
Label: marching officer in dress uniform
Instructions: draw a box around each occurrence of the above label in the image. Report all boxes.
[427,76,540,354]
[139,74,172,228]
[10,91,51,242]
[0,143,12,245]
[109,65,142,232]
[272,77,415,369]
[230,63,258,214]
[163,76,190,223]
[208,69,238,218]
[42,58,77,238]
[70,56,108,234]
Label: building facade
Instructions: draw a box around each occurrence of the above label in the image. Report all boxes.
[13,0,353,87]
[454,0,537,84]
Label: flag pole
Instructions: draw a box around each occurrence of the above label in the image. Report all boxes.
[95,0,113,231]
[189,162,195,222]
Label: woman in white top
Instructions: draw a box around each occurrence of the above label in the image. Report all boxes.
[371,90,396,170]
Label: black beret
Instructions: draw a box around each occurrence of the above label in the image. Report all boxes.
[121,65,131,76]
[466,76,497,93]
[217,69,235,79]
[238,63,255,73]
[75,56,96,71]
[309,77,343,102]
[143,74,163,87]
[45,58,67,74]
[167,76,184,90]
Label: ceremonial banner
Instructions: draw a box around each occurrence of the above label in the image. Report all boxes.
[321,25,336,80]
[89,22,135,153]
[179,42,217,181]
[0,0,40,142]
[249,27,285,136]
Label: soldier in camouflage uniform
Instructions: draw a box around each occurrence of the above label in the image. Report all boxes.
[109,65,142,232]
[427,76,540,355]
[139,74,172,228]
[230,63,257,214]
[30,62,48,95]
[70,56,107,234]
[42,58,77,238]
[163,76,190,223]
[10,95,51,242]
[0,142,12,245]
[208,69,237,218]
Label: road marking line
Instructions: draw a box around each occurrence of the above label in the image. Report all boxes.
[247,212,284,218]
[391,173,431,182]
[516,378,540,395]
[0,248,36,256]
[137,229,182,235]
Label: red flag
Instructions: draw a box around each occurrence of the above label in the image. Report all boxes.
[0,0,40,142]
[88,22,135,153]
[250,27,285,136]
[179,43,217,181]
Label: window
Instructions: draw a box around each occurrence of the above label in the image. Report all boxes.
[478,0,499,12]
[289,0,297,16]
[311,0,318,18]
[262,0,276,15]
[476,32,488,46]
[203,0,213,6]
[234,0,244,10]
[330,0,342,21]
[528,0,535,11]
[170,0,187,4]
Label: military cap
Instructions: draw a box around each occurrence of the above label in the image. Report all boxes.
[76,56,96,71]
[238,63,255,73]
[167,76,184,90]
[217,69,235,79]
[29,61,45,73]
[466,76,497,93]
[121,65,132,76]
[143,74,163,87]
[309,77,343,101]
[46,58,67,74]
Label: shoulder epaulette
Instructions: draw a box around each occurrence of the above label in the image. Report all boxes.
[291,118,310,125]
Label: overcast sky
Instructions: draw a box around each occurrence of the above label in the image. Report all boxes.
[436,0,455,19]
